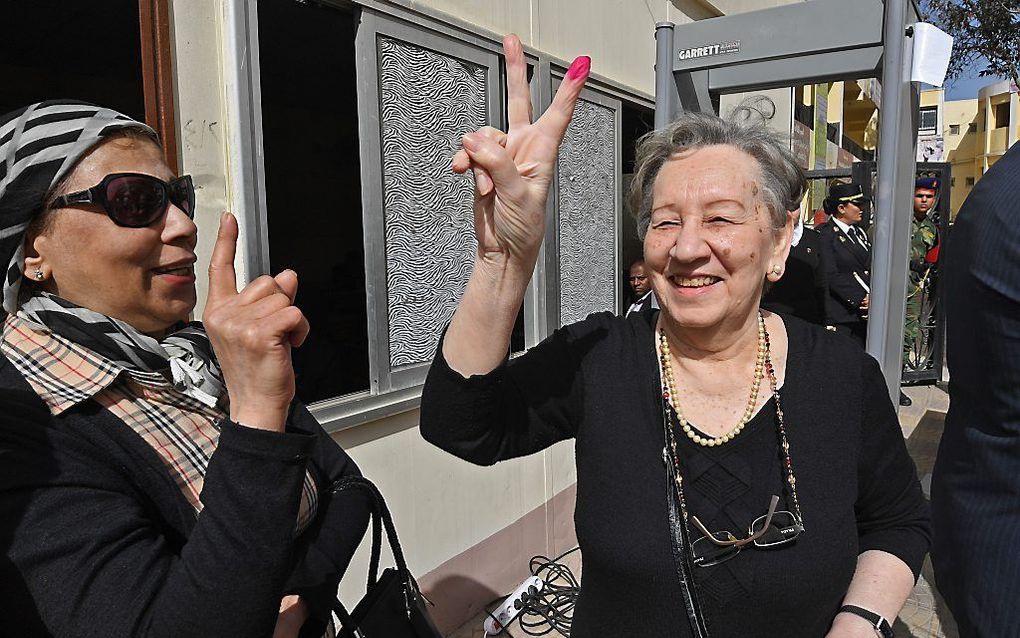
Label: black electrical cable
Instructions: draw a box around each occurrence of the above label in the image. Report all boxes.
[482,546,582,637]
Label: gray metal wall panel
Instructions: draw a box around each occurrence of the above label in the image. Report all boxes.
[377,36,484,368]
[557,97,618,326]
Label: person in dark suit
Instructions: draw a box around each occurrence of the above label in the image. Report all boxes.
[816,183,871,345]
[625,259,658,316]
[931,142,1020,636]
[761,218,830,325]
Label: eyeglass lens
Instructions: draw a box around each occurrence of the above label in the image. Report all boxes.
[751,511,804,548]
[168,176,195,216]
[692,533,740,567]
[104,175,195,227]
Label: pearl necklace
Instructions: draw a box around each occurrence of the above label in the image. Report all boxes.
[657,312,767,447]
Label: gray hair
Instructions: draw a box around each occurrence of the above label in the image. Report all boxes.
[628,97,807,238]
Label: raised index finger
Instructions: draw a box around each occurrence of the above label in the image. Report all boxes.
[208,212,239,301]
[504,34,532,130]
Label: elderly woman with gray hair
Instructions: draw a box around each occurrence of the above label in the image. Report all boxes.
[420,36,928,638]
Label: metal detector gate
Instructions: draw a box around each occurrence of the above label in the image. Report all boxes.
[654,0,924,401]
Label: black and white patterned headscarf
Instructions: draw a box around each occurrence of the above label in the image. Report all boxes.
[0,101,225,407]
[0,100,157,312]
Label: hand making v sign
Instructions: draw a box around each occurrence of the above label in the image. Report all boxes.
[445,34,590,376]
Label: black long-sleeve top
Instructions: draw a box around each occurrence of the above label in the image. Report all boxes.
[0,356,369,638]
[420,311,929,637]
[761,227,831,325]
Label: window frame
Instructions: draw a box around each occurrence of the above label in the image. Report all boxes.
[355,10,503,393]
[918,106,938,135]
[993,101,1010,129]
[225,0,650,432]
[139,0,179,173]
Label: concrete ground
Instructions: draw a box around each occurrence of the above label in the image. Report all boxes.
[448,383,957,638]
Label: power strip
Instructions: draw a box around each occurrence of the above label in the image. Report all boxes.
[483,575,544,635]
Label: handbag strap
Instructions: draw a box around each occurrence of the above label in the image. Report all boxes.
[661,403,711,638]
[665,458,711,638]
[367,508,382,589]
[332,598,365,638]
[330,476,413,577]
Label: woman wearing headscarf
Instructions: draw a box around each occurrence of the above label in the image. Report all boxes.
[0,100,368,638]
[419,36,929,638]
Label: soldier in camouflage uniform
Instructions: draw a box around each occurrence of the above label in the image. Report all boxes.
[904,177,940,367]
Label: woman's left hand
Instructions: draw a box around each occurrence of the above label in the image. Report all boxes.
[273,595,309,638]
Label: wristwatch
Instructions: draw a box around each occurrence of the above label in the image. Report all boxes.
[839,604,895,638]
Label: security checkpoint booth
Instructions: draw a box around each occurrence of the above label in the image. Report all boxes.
[652,0,946,400]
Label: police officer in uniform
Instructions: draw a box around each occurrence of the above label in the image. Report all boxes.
[904,177,940,368]
[817,182,872,345]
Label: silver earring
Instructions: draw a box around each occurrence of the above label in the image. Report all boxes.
[33,270,43,280]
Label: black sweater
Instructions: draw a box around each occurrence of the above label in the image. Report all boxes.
[0,356,369,638]
[420,311,929,638]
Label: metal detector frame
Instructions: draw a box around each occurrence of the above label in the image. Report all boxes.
[654,0,923,402]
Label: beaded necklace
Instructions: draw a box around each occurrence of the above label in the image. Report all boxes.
[658,313,766,447]
[658,312,804,529]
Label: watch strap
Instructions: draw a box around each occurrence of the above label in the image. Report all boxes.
[839,604,895,638]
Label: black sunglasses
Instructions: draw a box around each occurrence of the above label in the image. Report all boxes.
[52,173,195,228]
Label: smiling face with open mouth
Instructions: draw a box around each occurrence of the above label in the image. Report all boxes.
[26,134,199,336]
[643,144,792,334]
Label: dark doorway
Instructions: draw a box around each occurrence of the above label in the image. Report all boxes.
[0,0,177,170]
[0,1,145,120]
[620,100,655,313]
[257,0,371,403]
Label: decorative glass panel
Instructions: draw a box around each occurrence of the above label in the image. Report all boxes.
[377,36,486,368]
[557,98,617,326]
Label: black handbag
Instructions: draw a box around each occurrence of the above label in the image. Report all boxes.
[330,476,442,638]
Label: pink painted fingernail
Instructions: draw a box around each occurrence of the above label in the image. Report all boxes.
[566,56,591,81]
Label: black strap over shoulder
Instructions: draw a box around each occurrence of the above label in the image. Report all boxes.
[664,446,712,638]
[660,397,711,638]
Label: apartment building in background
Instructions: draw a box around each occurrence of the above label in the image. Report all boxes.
[918,80,1019,217]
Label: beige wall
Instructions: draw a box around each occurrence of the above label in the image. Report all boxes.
[171,0,235,317]
[407,0,672,97]
[941,83,1019,216]
[920,89,940,108]
[412,0,805,99]
[942,98,981,216]
[332,412,577,603]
